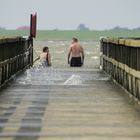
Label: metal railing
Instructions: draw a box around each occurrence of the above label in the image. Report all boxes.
[0,36,33,86]
[100,37,140,101]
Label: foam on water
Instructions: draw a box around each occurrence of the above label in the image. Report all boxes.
[63,74,83,85]
[14,58,110,86]
[15,68,111,86]
[86,51,93,55]
[48,40,54,43]
[16,63,63,85]
[91,56,99,60]
[54,50,65,54]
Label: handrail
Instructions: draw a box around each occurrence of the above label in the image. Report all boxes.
[100,37,140,101]
[0,36,33,87]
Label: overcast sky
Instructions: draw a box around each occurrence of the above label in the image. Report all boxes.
[0,0,140,30]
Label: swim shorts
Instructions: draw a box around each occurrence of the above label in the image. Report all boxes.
[70,57,82,67]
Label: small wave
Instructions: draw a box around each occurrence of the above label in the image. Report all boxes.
[86,51,93,55]
[54,51,65,54]
[91,56,99,60]
[16,67,63,85]
[63,75,83,85]
[48,40,54,43]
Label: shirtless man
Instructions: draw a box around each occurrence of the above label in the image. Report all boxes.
[68,38,84,67]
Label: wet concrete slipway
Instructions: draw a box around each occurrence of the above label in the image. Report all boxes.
[0,41,140,140]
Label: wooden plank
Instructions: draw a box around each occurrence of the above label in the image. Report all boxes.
[101,37,140,48]
[0,37,25,44]
[0,68,140,140]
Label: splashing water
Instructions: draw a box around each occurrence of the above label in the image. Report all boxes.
[63,74,83,85]
[14,59,110,86]
[24,67,63,85]
[15,61,63,85]
[91,56,98,60]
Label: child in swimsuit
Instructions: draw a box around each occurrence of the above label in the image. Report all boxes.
[35,46,51,67]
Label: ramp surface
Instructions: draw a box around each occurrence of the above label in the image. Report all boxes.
[0,67,140,140]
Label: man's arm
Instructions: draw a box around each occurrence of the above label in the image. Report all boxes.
[68,47,72,64]
[81,47,84,64]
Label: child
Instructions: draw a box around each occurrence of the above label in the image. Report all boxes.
[35,46,51,66]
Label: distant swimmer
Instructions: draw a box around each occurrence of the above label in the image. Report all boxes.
[68,38,84,67]
[35,46,51,66]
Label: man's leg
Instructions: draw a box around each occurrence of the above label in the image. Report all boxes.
[70,57,82,67]
[76,57,82,67]
[70,57,75,67]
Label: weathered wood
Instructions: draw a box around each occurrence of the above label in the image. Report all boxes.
[0,68,140,139]
[100,37,140,101]
[0,37,33,87]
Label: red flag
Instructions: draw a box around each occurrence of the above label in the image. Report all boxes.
[30,13,37,38]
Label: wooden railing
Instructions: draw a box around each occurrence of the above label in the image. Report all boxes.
[0,36,33,86]
[100,37,140,101]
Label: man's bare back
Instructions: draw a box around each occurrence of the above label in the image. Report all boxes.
[70,42,82,57]
[68,38,84,67]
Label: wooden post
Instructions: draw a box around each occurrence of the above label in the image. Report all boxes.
[0,37,33,87]
[100,37,140,101]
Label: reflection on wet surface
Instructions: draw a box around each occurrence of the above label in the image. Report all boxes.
[13,66,111,86]
[0,66,140,140]
[0,41,140,140]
